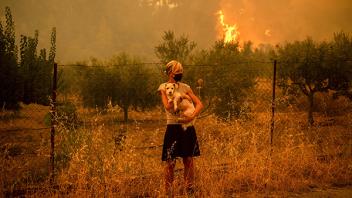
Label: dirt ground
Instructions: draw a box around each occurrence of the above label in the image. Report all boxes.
[233,186,352,197]
[298,187,352,198]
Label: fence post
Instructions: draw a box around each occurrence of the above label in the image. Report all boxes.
[270,60,277,147]
[50,62,58,183]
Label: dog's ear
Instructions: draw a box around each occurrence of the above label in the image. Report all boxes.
[174,83,179,89]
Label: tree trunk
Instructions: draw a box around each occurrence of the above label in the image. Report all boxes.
[123,106,128,123]
[23,83,30,104]
[2,102,5,111]
[307,93,314,126]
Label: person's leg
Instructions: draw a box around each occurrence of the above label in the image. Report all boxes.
[183,157,194,190]
[165,159,176,195]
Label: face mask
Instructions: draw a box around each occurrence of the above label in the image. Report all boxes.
[173,73,183,82]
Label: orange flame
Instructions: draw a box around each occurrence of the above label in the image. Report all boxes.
[217,10,240,43]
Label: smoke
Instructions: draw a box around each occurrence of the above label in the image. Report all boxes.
[0,0,351,63]
[219,0,352,44]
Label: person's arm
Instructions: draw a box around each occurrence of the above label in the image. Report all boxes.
[188,89,203,117]
[179,88,203,123]
[159,90,173,111]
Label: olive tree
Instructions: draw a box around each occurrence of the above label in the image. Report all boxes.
[277,38,330,125]
[155,30,196,64]
[80,53,160,122]
[192,40,257,119]
[326,32,352,99]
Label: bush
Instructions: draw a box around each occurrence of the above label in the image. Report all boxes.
[44,101,80,129]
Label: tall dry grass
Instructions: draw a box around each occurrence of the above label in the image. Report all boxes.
[1,97,351,197]
[24,107,349,197]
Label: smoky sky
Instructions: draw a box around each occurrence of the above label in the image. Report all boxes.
[0,0,351,63]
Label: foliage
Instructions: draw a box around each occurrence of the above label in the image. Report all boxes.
[277,38,330,125]
[0,7,20,110]
[45,101,80,129]
[154,30,196,64]
[326,32,352,99]
[19,28,56,105]
[276,33,352,125]
[191,40,258,119]
[79,53,160,122]
[0,7,56,109]
[49,27,56,63]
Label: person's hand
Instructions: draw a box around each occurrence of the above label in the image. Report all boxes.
[167,99,174,110]
[161,90,173,110]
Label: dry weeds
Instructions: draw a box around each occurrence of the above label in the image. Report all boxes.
[1,101,351,197]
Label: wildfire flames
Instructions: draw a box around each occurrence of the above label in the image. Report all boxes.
[217,10,240,43]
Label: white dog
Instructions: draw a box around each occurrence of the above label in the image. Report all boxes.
[165,83,196,130]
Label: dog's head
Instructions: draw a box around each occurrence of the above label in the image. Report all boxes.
[165,83,178,96]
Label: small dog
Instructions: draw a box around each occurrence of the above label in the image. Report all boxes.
[165,83,182,112]
[165,83,195,130]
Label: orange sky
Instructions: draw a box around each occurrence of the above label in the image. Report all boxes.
[1,0,351,63]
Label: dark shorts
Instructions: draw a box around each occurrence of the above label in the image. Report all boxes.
[162,124,200,161]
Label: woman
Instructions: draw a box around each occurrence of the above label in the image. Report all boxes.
[157,60,203,196]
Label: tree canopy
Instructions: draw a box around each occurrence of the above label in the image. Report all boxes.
[0,7,56,109]
[276,32,352,125]
[155,30,196,64]
[0,6,19,110]
[79,53,160,122]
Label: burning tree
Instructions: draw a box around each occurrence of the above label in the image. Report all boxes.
[217,10,240,44]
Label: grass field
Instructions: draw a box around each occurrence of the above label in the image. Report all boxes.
[0,101,351,197]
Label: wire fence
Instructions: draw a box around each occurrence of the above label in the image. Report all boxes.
[52,59,351,173]
[1,60,352,196]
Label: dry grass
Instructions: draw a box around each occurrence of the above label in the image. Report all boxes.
[0,104,50,197]
[1,100,352,197]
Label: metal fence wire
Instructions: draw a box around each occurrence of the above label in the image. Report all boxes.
[1,60,351,195]
[48,60,352,175]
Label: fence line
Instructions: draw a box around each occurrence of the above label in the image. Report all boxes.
[6,59,351,186]
[57,60,274,68]
[50,63,57,184]
[0,127,50,133]
[56,59,352,68]
[2,57,351,195]
[50,59,278,156]
[270,60,277,147]
[51,59,278,151]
